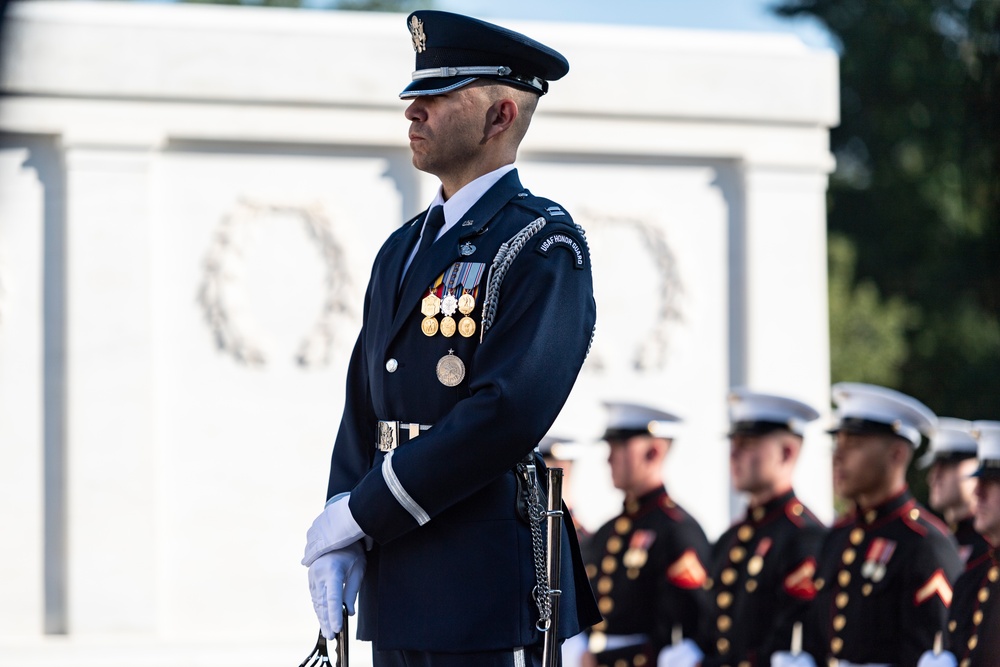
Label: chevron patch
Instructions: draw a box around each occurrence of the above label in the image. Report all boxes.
[914,569,953,607]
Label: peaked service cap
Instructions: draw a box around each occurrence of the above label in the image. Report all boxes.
[971,420,1000,478]
[917,417,978,468]
[727,388,820,438]
[828,382,937,447]
[400,10,569,98]
[601,401,682,442]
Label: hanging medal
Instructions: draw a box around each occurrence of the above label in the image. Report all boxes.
[440,288,458,337]
[455,262,485,338]
[420,279,442,337]
[458,287,476,338]
[436,349,466,386]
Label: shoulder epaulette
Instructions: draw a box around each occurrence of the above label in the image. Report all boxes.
[510,191,574,223]
[785,498,822,528]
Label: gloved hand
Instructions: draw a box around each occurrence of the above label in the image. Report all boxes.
[307,541,366,639]
[657,639,704,667]
[302,494,365,567]
[916,651,957,667]
[771,652,817,667]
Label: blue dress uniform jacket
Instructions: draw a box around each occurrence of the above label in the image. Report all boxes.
[952,517,991,568]
[326,169,601,652]
[582,486,712,667]
[946,547,1000,666]
[701,490,825,667]
[804,489,963,667]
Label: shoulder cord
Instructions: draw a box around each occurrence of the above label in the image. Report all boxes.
[480,216,547,342]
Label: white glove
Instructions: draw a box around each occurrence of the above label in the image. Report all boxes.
[657,639,704,667]
[302,494,365,567]
[916,651,957,667]
[307,541,366,639]
[561,632,588,667]
[771,652,817,667]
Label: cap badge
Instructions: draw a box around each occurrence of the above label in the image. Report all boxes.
[410,16,427,53]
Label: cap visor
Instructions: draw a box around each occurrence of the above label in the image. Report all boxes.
[400,76,478,98]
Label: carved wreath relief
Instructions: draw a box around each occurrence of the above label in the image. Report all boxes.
[197,199,354,368]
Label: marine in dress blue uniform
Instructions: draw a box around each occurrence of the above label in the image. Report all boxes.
[920,419,991,568]
[924,421,1000,667]
[300,11,601,666]
[582,402,712,667]
[803,383,963,667]
[699,389,826,667]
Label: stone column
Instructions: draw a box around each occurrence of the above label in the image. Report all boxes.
[61,138,159,634]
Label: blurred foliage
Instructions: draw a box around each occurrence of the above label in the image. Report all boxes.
[774,0,1000,419]
[828,233,916,387]
[179,0,429,10]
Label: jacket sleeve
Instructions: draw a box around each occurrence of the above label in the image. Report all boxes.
[755,522,826,664]
[653,519,712,652]
[898,531,962,667]
[348,218,596,544]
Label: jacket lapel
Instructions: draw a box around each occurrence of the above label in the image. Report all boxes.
[387,170,525,343]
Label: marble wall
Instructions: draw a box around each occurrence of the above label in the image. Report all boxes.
[0,2,838,663]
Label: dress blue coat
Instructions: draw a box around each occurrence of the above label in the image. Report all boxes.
[326,169,601,652]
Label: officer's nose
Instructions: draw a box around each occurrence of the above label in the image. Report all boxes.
[405,98,427,121]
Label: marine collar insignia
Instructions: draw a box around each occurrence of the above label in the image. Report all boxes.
[410,16,427,53]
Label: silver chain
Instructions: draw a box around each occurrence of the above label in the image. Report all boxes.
[522,461,552,631]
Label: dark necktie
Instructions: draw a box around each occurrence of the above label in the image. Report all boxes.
[415,205,445,258]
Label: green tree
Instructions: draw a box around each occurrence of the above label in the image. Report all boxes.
[774,0,1000,417]
[828,233,916,387]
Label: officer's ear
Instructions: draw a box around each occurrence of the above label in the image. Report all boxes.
[484,97,519,140]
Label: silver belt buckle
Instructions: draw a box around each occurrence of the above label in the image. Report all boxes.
[377,420,400,452]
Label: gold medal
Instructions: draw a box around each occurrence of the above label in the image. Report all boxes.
[747,555,763,576]
[421,317,439,336]
[440,316,456,337]
[458,316,476,338]
[458,292,476,314]
[421,292,441,318]
[436,349,465,386]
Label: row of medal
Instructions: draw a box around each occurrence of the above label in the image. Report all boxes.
[422,289,477,338]
[420,263,486,339]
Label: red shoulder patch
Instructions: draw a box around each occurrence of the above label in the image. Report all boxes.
[666,548,707,590]
[783,557,818,600]
[914,569,953,607]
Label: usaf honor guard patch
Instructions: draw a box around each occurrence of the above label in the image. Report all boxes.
[535,231,587,269]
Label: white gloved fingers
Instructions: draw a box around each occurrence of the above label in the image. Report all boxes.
[343,553,366,616]
[309,576,336,639]
[657,639,704,667]
[770,651,817,667]
[916,653,957,667]
[324,572,344,638]
[307,553,343,638]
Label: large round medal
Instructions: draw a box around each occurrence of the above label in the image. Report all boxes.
[436,350,465,387]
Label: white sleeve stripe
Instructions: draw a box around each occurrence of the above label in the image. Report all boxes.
[381,450,430,526]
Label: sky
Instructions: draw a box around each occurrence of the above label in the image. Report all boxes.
[431,0,838,51]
